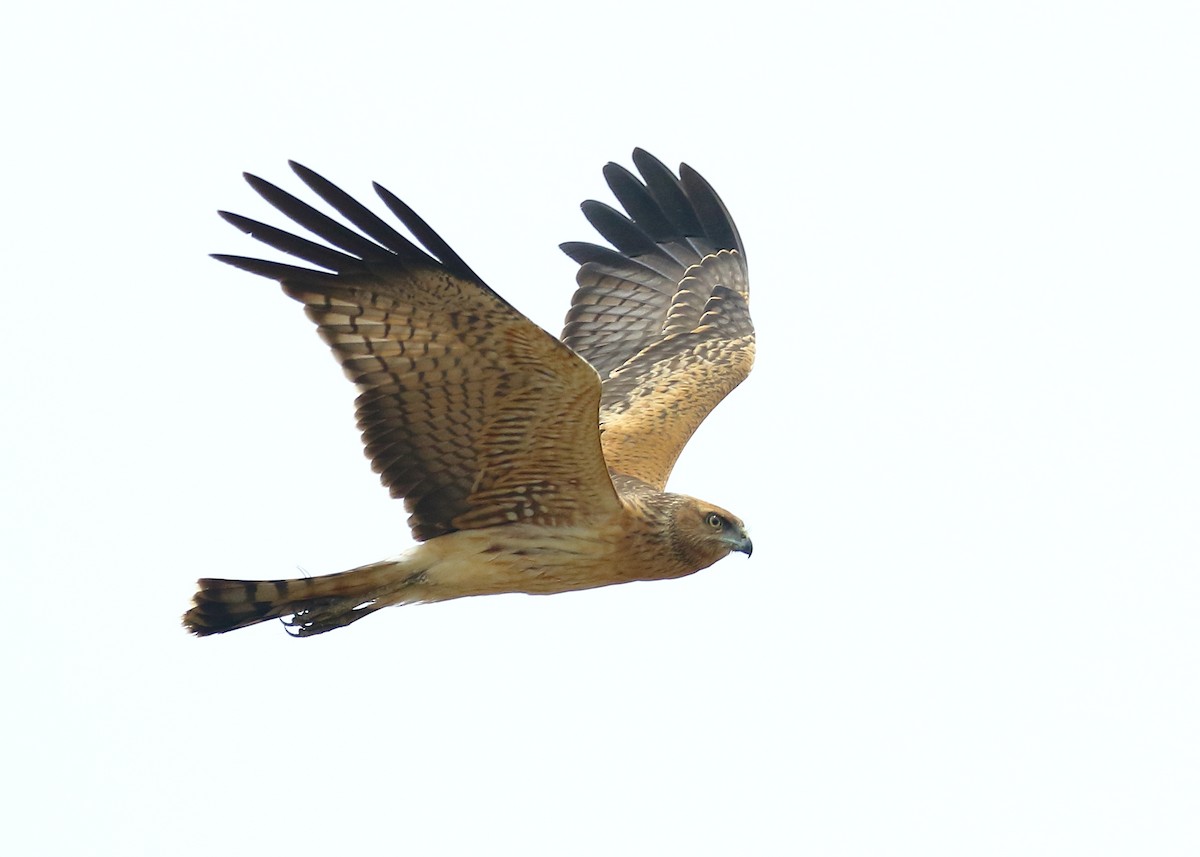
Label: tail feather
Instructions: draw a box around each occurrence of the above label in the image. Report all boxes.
[183,560,416,637]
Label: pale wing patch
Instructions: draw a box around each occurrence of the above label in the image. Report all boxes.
[560,153,753,489]
[598,252,754,489]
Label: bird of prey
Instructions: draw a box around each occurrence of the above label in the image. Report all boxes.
[184,149,754,636]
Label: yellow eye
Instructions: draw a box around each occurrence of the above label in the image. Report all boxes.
[705,512,723,530]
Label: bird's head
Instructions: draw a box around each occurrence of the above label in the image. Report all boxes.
[670,497,753,571]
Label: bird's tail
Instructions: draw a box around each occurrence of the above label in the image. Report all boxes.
[183,558,423,637]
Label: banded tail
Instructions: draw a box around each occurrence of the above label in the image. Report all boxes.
[183,559,421,637]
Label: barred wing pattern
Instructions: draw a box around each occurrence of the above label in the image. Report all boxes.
[216,162,620,541]
[561,149,754,490]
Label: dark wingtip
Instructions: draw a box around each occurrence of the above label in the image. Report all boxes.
[631,147,671,173]
[287,160,322,185]
[216,210,255,233]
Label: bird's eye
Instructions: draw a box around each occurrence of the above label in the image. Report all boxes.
[705,512,723,530]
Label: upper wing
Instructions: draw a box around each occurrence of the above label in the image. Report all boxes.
[560,149,754,490]
[216,162,621,541]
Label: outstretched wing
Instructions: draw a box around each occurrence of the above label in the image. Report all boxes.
[216,162,621,541]
[561,149,754,490]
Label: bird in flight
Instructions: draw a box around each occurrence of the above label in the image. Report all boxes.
[185,149,754,636]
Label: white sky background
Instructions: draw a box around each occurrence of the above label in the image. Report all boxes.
[2,1,1198,854]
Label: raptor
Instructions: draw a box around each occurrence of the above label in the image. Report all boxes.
[185,150,754,636]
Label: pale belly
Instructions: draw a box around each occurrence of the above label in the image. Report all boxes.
[396,522,670,600]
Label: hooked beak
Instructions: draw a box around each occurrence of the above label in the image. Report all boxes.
[728,533,753,557]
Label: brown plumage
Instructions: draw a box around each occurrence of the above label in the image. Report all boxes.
[185,149,754,636]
